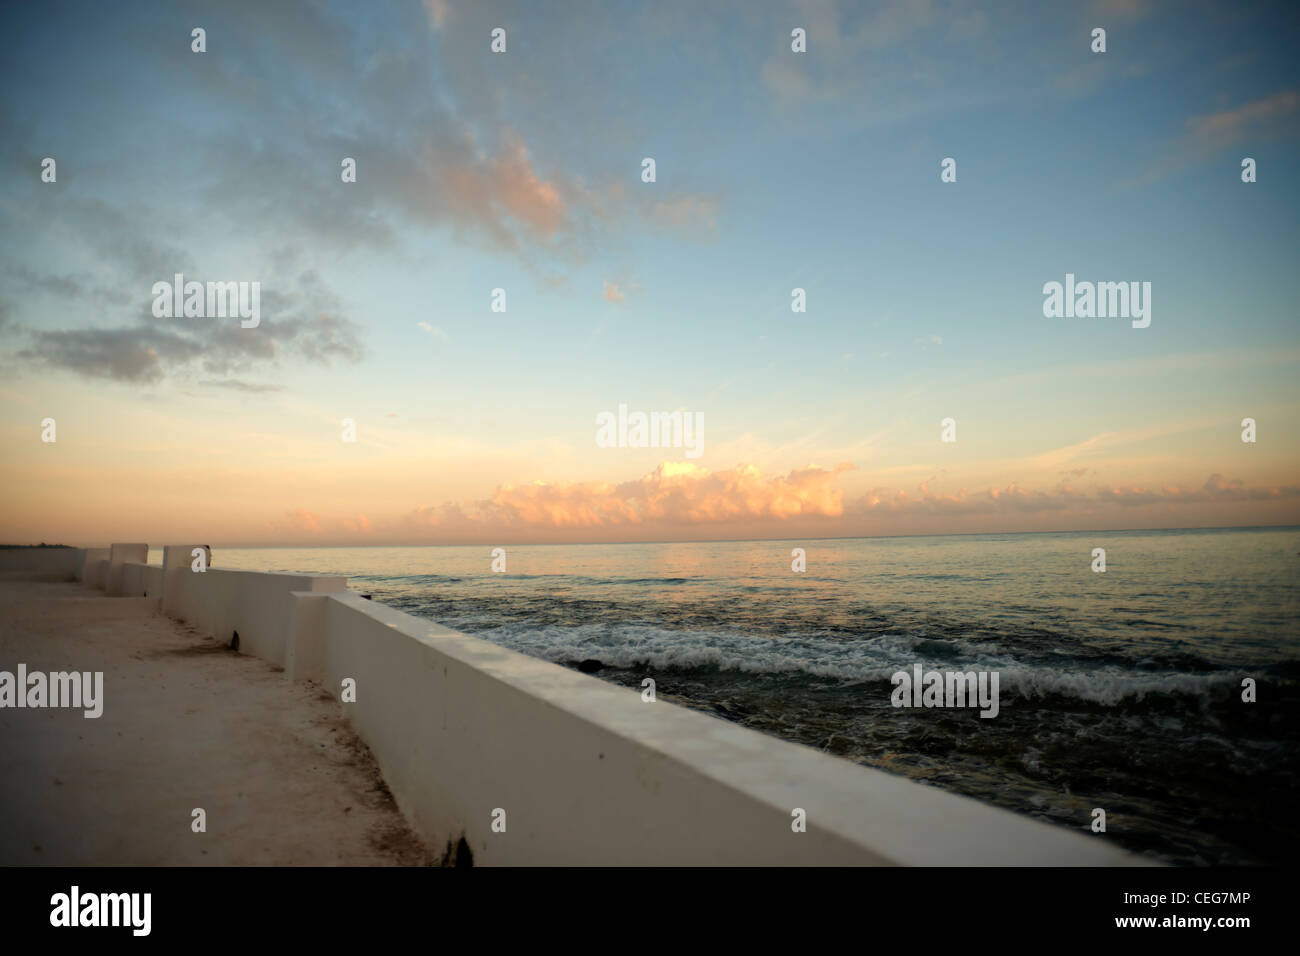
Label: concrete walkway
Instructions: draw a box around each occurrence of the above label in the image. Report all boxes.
[0,578,432,865]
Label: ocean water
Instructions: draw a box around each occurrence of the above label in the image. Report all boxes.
[206,527,1299,865]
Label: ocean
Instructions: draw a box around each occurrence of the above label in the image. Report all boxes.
[200,526,1299,865]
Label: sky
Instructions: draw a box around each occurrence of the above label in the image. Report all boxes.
[0,0,1297,546]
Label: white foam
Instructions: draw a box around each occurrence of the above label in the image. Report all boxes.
[469,620,1234,703]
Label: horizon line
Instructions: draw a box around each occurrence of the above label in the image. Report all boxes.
[19,522,1298,551]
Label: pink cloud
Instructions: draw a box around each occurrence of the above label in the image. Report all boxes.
[277,509,323,534]
[415,130,719,264]
[405,469,1300,536]
[342,514,373,534]
[407,462,854,532]
[422,0,451,30]
[1188,89,1299,147]
[435,132,569,249]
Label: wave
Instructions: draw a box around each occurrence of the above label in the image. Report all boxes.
[445,618,1273,705]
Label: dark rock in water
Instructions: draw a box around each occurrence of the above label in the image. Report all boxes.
[577,659,603,673]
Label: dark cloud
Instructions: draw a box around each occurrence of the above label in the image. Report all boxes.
[17,324,201,384]
[12,270,366,384]
[4,265,86,298]
[3,263,134,307]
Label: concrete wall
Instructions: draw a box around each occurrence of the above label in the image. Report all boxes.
[161,551,346,666]
[88,561,109,590]
[286,592,333,683]
[0,547,81,579]
[107,543,148,596]
[119,562,164,601]
[76,548,109,586]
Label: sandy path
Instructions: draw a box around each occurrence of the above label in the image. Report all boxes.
[0,577,433,865]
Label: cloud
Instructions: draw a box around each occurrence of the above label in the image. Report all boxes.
[1027,432,1113,471]
[342,514,373,534]
[417,322,448,343]
[423,0,451,30]
[854,481,1088,516]
[42,196,195,284]
[3,3,723,308]
[914,333,943,346]
[435,131,570,247]
[761,56,814,105]
[4,264,90,299]
[16,325,202,384]
[1128,89,1300,187]
[279,509,323,535]
[1187,89,1300,149]
[231,466,1299,545]
[600,273,642,304]
[380,125,720,264]
[10,270,366,384]
[646,194,720,235]
[855,474,1300,517]
[407,461,855,532]
[1097,473,1300,506]
[760,0,939,106]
